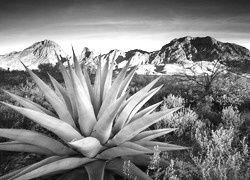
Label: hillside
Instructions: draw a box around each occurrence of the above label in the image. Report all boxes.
[0,40,67,70]
[1,36,250,74]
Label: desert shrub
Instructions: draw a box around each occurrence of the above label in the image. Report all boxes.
[191,106,250,180]
[2,80,54,113]
[162,158,200,180]
[221,106,243,129]
[239,110,250,144]
[0,105,30,130]
[145,147,200,180]
[38,63,62,82]
[157,107,198,139]
[213,74,250,107]
[146,145,162,179]
[156,94,198,140]
[161,94,184,109]
[0,70,30,86]
[192,126,250,180]
[195,96,222,126]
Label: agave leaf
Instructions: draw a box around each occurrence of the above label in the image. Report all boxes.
[92,93,128,144]
[102,55,114,100]
[21,62,76,128]
[48,74,73,117]
[123,154,170,167]
[0,166,28,180]
[106,158,152,180]
[98,60,130,118]
[112,78,162,133]
[130,101,162,122]
[84,160,107,180]
[113,88,157,133]
[14,157,95,180]
[127,76,161,103]
[72,47,91,99]
[135,140,189,151]
[0,129,75,156]
[119,141,153,152]
[100,57,110,100]
[0,141,54,155]
[131,128,177,141]
[68,65,97,136]
[25,98,57,117]
[1,102,83,142]
[57,55,78,120]
[125,85,163,125]
[117,66,137,97]
[93,57,102,115]
[9,156,65,180]
[48,74,66,104]
[81,60,95,104]
[97,146,151,160]
[102,51,117,100]
[3,90,56,118]
[68,137,102,158]
[109,107,181,145]
[55,167,89,180]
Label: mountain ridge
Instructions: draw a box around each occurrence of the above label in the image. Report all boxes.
[0,40,68,70]
[1,36,250,74]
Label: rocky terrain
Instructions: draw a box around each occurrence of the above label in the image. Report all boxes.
[1,36,250,75]
[0,40,68,70]
[96,36,250,75]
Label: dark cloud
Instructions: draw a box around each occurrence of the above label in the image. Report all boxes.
[0,0,250,54]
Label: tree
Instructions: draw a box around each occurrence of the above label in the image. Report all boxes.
[180,59,227,102]
[38,63,62,82]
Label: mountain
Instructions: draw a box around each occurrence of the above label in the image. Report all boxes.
[99,36,250,74]
[1,36,250,74]
[0,40,68,70]
[149,36,250,64]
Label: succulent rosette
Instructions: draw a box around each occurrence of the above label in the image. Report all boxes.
[0,49,187,180]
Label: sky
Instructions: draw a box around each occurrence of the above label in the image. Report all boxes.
[0,0,250,55]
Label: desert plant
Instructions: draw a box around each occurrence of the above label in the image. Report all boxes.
[156,94,198,139]
[181,59,226,102]
[192,123,250,180]
[221,106,243,129]
[161,94,184,109]
[212,74,250,107]
[0,49,187,180]
[162,158,199,180]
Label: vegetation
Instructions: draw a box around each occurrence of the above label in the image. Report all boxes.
[1,54,250,179]
[0,50,186,180]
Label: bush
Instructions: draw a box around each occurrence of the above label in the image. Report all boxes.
[38,63,62,82]
[191,106,250,180]
[221,106,243,129]
[213,74,250,107]
[162,94,184,109]
[157,108,198,139]
[156,94,198,139]
[192,126,250,180]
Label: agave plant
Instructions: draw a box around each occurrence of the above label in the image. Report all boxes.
[0,49,187,180]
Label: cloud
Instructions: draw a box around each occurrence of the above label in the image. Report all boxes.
[1,0,250,54]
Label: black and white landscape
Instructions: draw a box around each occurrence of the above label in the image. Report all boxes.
[1,0,250,180]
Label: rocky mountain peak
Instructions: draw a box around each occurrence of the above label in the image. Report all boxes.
[1,36,250,73]
[78,47,94,62]
[151,36,250,65]
[41,39,54,46]
[0,39,67,70]
[24,39,58,51]
[191,36,218,47]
